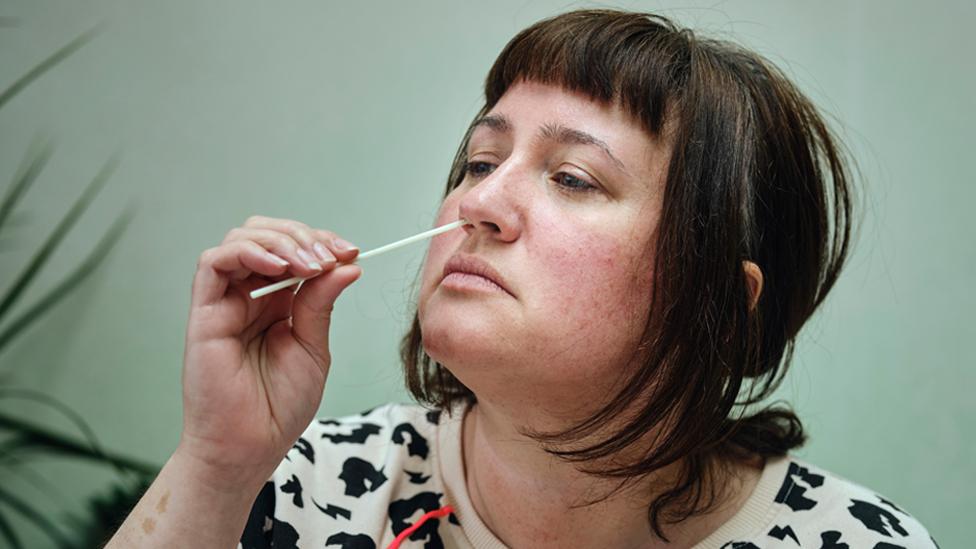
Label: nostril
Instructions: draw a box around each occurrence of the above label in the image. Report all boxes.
[466,220,502,233]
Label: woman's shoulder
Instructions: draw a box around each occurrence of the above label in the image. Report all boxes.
[240,402,456,548]
[284,401,444,473]
[306,402,443,445]
[740,454,940,548]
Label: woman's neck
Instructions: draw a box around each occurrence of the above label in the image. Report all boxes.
[461,400,764,548]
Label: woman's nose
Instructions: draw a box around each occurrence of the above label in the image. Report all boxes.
[457,166,522,243]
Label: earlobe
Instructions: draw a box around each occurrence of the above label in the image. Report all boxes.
[742,260,763,312]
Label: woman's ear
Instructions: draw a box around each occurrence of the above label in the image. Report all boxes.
[743,260,764,312]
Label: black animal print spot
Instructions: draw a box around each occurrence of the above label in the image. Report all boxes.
[775,461,825,512]
[240,481,276,549]
[289,437,314,464]
[326,532,377,549]
[313,497,352,520]
[322,422,383,444]
[406,470,431,484]
[848,499,909,538]
[819,530,849,549]
[719,542,760,549]
[268,519,300,549]
[449,512,460,526]
[873,544,906,549]
[426,409,442,425]
[339,457,388,497]
[388,491,446,549]
[877,495,905,514]
[768,524,799,545]
[281,474,304,508]
[392,422,430,459]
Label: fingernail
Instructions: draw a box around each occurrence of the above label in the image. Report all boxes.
[266,252,289,267]
[313,242,336,263]
[334,238,358,252]
[297,248,322,270]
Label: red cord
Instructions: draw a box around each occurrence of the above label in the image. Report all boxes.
[387,505,455,549]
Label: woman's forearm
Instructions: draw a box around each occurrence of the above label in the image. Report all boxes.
[103,449,268,549]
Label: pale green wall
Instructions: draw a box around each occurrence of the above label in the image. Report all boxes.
[0,0,971,546]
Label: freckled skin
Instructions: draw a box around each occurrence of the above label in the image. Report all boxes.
[156,491,169,513]
[418,81,668,420]
[141,517,155,534]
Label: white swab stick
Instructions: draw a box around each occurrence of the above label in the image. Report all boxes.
[356,219,468,260]
[248,219,468,299]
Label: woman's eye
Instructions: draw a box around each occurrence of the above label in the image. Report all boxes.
[464,161,598,194]
[464,161,496,178]
[554,172,596,192]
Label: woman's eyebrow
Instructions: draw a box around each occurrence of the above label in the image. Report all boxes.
[471,114,629,175]
[472,114,511,133]
[539,122,630,175]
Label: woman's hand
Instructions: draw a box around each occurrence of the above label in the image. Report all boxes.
[177,215,362,489]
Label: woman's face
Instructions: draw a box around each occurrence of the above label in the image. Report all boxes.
[417,80,670,414]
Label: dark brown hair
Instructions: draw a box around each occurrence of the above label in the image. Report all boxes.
[401,8,856,541]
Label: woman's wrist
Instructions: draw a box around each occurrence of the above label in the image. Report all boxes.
[170,441,278,498]
[104,448,272,549]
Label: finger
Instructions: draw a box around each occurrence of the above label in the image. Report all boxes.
[191,241,292,309]
[242,216,359,263]
[238,279,294,342]
[289,263,362,373]
[315,229,360,263]
[222,227,335,274]
[241,216,335,262]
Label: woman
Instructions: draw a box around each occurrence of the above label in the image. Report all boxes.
[107,9,936,549]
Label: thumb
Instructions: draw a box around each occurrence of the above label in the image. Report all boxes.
[290,263,362,366]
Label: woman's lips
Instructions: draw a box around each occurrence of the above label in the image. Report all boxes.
[441,272,508,293]
[441,253,514,297]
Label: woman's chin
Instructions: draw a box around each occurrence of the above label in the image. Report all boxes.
[419,292,519,361]
[420,317,503,369]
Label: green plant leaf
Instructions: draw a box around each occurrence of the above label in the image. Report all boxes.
[0,153,120,324]
[0,485,71,547]
[0,135,54,235]
[0,24,102,110]
[0,387,102,460]
[0,509,24,549]
[0,508,25,549]
[0,21,147,548]
[0,389,157,475]
[0,452,67,507]
[61,476,154,549]
[0,412,157,475]
[0,202,135,353]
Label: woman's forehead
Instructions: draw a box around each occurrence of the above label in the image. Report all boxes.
[488,80,631,124]
[475,81,672,179]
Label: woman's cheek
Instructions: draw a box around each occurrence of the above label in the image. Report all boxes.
[418,196,464,300]
[531,234,628,334]
[418,238,450,315]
